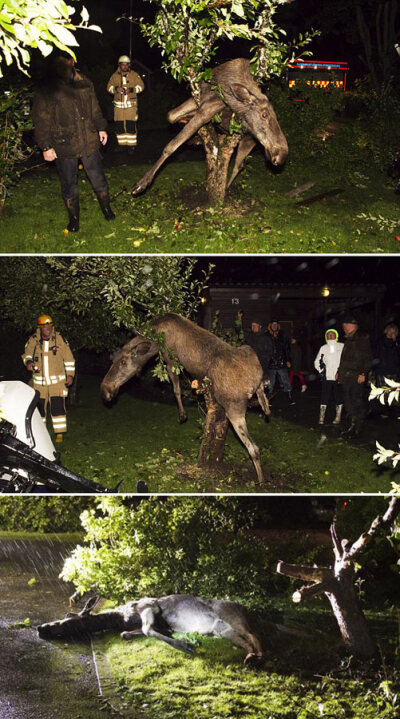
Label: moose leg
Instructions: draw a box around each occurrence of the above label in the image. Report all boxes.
[121,629,145,641]
[227,135,256,188]
[213,619,264,666]
[166,360,187,423]
[131,97,225,195]
[167,97,198,124]
[256,384,271,417]
[140,608,195,655]
[226,409,264,486]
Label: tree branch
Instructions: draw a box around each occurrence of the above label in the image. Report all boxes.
[292,581,331,603]
[277,561,332,583]
[330,521,343,559]
[347,497,400,560]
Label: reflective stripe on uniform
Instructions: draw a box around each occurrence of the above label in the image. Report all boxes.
[43,341,50,384]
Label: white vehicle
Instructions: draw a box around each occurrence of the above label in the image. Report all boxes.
[0,381,110,493]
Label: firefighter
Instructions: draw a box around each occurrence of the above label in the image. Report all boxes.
[22,315,76,443]
[107,55,144,150]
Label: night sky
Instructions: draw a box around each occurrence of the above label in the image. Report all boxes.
[195,254,400,289]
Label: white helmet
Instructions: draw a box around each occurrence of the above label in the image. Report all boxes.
[118,55,131,64]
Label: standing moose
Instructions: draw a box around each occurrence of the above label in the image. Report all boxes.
[131,58,288,201]
[100,314,270,485]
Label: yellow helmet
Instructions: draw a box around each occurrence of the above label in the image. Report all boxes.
[118,55,131,64]
[37,314,53,326]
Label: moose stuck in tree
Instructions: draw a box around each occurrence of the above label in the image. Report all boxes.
[100,313,270,485]
[277,496,400,659]
[131,58,288,206]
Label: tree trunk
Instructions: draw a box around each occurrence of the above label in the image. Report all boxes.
[197,379,229,467]
[326,565,376,658]
[276,498,400,659]
[198,126,241,206]
[278,559,376,658]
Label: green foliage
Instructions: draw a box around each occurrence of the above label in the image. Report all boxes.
[0,83,33,193]
[0,257,213,352]
[61,496,287,606]
[0,0,101,77]
[138,1,314,86]
[0,496,90,532]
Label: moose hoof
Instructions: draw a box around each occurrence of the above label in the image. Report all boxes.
[131,182,146,196]
[179,414,188,424]
[120,631,135,641]
[37,623,52,639]
[244,653,263,668]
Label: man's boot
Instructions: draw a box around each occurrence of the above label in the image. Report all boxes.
[97,191,116,221]
[332,404,343,425]
[318,405,327,425]
[288,391,296,406]
[342,419,361,438]
[65,197,79,232]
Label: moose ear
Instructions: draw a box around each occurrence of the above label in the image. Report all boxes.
[231,83,253,103]
[133,340,153,356]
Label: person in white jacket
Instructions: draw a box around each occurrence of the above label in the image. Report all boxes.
[314,329,344,425]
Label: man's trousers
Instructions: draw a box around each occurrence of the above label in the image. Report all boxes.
[55,149,108,202]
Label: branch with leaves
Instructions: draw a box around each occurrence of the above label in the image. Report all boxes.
[369,379,400,472]
[0,1,101,78]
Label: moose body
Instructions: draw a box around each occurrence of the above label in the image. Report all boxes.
[100,314,270,484]
[37,593,282,665]
[131,58,288,196]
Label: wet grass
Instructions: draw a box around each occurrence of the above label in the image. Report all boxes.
[58,374,393,493]
[102,604,400,719]
[0,152,399,253]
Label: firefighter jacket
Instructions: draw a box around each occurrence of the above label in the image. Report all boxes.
[107,68,144,122]
[32,71,107,159]
[22,329,75,398]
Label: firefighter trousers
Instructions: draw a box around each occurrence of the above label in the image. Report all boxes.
[37,390,67,434]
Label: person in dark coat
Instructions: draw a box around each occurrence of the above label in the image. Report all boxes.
[266,319,294,404]
[32,54,115,232]
[373,323,400,386]
[289,337,307,393]
[235,311,273,377]
[336,315,372,437]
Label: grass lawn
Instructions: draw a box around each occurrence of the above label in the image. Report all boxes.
[98,603,399,719]
[59,375,394,493]
[1,151,399,253]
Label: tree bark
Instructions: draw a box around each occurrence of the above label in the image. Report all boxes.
[277,498,400,659]
[199,125,241,206]
[196,378,229,467]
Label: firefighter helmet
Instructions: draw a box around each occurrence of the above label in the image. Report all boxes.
[37,314,53,326]
[118,55,131,64]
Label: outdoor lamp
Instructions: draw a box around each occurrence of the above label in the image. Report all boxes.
[321,286,330,297]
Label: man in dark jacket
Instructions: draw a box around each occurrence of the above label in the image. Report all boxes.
[32,54,115,232]
[373,322,400,386]
[236,312,273,378]
[337,315,372,437]
[266,320,294,404]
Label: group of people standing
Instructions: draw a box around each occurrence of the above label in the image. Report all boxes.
[32,53,144,233]
[237,312,400,438]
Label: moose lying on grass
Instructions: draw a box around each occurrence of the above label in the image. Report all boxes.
[37,593,297,666]
[100,313,270,484]
[131,58,288,197]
